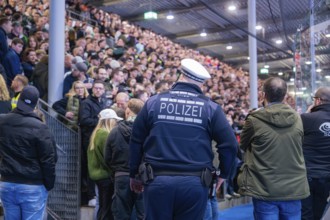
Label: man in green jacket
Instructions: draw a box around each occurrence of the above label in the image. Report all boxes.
[238,77,309,220]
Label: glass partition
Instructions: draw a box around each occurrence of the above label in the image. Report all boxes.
[294,0,330,113]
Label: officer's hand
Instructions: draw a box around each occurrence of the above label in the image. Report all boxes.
[130,178,144,193]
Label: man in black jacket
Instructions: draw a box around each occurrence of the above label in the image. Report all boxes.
[105,98,145,220]
[79,80,105,205]
[301,87,330,220]
[0,16,12,64]
[0,85,57,219]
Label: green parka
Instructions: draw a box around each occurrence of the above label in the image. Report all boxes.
[238,103,310,201]
[88,129,112,181]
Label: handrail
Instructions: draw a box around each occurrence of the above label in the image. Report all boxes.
[37,98,79,132]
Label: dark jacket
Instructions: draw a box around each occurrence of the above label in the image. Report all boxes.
[0,109,58,190]
[238,104,309,201]
[52,97,69,116]
[129,82,238,178]
[113,46,126,60]
[0,27,9,64]
[21,61,35,80]
[3,48,23,85]
[301,104,330,179]
[53,95,84,127]
[0,100,11,114]
[79,95,105,139]
[62,73,76,97]
[31,59,48,102]
[105,120,133,172]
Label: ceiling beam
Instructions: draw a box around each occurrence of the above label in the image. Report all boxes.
[89,0,130,7]
[185,30,296,51]
[167,14,306,40]
[200,1,295,56]
[120,2,206,22]
[230,50,330,66]
[119,0,241,22]
[224,47,330,61]
[224,48,290,60]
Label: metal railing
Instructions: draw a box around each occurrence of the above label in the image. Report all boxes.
[37,99,81,220]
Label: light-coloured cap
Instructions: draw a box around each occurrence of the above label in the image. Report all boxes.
[73,56,84,64]
[99,109,123,120]
[181,58,211,83]
[110,60,121,69]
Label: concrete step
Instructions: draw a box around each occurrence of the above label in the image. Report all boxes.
[80,206,95,220]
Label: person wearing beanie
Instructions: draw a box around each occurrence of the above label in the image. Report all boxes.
[0,85,58,219]
[62,61,90,97]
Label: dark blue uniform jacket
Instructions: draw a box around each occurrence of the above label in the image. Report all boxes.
[129,82,237,179]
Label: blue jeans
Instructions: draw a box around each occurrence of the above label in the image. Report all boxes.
[0,182,48,220]
[203,196,218,220]
[253,198,301,220]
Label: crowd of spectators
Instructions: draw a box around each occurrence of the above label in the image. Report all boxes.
[0,0,297,209]
[0,0,248,114]
[0,0,298,121]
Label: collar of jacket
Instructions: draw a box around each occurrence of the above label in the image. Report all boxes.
[12,108,42,121]
[266,101,283,107]
[311,103,330,112]
[171,82,203,94]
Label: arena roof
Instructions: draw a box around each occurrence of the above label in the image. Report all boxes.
[91,0,330,76]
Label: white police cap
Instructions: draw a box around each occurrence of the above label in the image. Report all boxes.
[181,58,211,83]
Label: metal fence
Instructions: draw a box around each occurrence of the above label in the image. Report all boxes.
[37,100,81,220]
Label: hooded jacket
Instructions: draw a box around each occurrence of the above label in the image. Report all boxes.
[238,103,309,201]
[87,129,112,181]
[105,120,133,173]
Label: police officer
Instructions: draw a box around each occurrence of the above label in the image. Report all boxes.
[129,58,238,220]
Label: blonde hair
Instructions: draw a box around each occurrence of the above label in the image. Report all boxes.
[65,81,89,98]
[0,75,10,101]
[14,75,29,86]
[89,117,118,150]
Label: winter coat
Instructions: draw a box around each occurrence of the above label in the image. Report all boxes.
[0,109,57,190]
[105,120,133,173]
[238,103,310,201]
[87,129,112,181]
